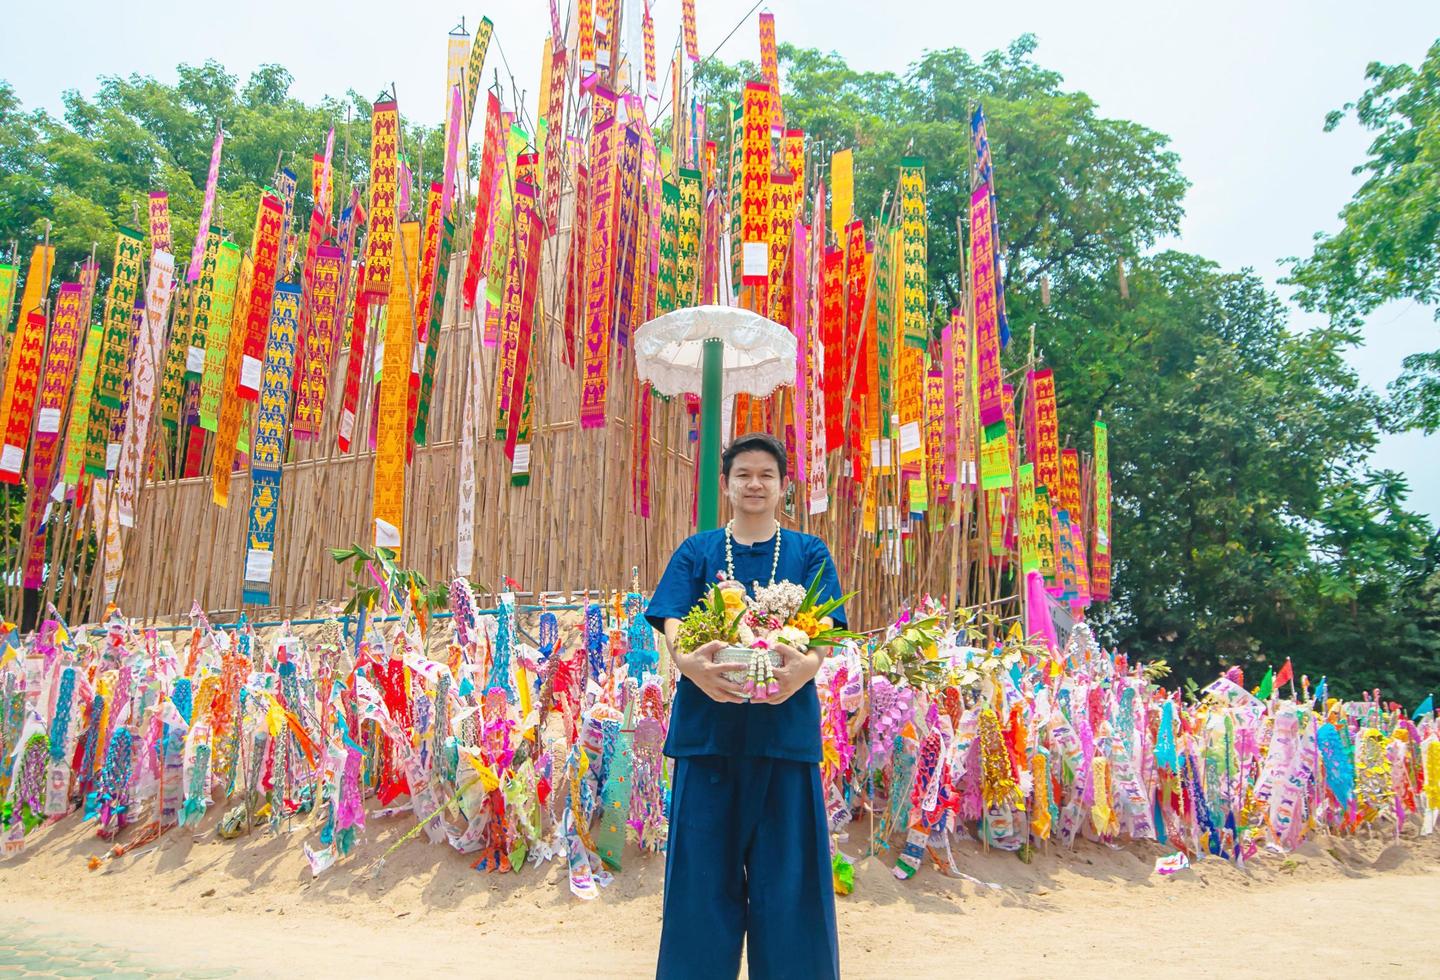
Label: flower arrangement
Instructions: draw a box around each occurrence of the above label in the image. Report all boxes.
[675,570,859,700]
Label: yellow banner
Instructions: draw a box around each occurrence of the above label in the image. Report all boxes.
[373,220,420,556]
[212,254,255,507]
[830,149,853,241]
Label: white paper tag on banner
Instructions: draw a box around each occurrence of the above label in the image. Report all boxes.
[0,445,22,472]
[511,443,531,475]
[742,242,769,278]
[36,408,61,434]
[245,549,274,584]
[594,13,608,32]
[869,438,893,468]
[899,422,922,457]
[105,443,121,471]
[338,408,355,443]
[375,518,401,549]
[239,355,262,392]
[186,346,205,375]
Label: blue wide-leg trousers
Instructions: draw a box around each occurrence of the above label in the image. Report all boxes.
[656,756,839,980]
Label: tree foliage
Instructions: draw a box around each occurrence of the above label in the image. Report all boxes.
[1,39,1435,703]
[0,64,443,281]
[1285,39,1440,434]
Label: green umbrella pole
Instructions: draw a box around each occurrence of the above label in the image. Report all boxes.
[697,337,723,530]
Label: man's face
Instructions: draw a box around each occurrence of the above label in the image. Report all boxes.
[721,449,785,518]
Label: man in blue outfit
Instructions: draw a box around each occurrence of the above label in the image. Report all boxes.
[646,432,844,980]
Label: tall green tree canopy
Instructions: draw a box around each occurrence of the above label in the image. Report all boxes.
[1286,39,1440,434]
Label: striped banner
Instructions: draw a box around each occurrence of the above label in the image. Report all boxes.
[242,283,300,605]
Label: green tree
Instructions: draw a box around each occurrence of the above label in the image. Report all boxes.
[0,64,446,284]
[1285,39,1440,434]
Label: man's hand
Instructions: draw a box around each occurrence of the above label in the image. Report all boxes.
[674,639,748,704]
[769,643,823,705]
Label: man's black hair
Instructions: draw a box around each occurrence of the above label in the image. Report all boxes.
[722,432,788,480]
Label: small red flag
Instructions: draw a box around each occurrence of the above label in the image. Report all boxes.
[1274,658,1294,689]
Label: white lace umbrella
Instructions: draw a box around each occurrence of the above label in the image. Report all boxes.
[634,305,795,529]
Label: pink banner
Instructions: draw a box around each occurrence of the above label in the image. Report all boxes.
[187,129,223,282]
[441,84,463,218]
[792,219,809,485]
[971,183,1003,429]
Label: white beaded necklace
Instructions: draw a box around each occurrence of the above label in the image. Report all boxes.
[724,519,782,588]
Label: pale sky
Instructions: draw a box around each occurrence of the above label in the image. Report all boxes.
[6,0,1437,518]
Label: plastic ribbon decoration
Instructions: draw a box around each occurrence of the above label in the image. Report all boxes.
[487,593,518,703]
[584,602,607,681]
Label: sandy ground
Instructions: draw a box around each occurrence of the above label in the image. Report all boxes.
[1,808,1437,979]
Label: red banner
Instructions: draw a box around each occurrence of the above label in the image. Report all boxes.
[20,283,83,583]
[1060,447,1081,520]
[1031,368,1060,495]
[681,0,699,61]
[970,183,1002,428]
[542,50,567,237]
[759,13,782,130]
[0,308,47,484]
[581,114,619,429]
[336,265,368,453]
[364,100,400,297]
[564,160,589,369]
[505,187,543,463]
[462,93,502,309]
[292,243,342,440]
[237,192,284,400]
[820,246,844,452]
[740,82,771,285]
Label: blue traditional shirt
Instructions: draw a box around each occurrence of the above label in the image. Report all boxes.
[645,528,846,763]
